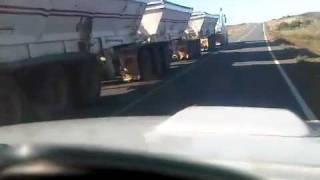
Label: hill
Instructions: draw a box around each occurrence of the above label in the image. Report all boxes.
[266,12,320,54]
[300,12,320,18]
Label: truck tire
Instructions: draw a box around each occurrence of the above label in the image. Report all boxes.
[138,48,155,80]
[73,61,101,107]
[0,76,24,124]
[30,66,71,120]
[22,65,70,120]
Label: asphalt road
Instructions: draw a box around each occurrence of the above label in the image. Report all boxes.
[64,23,315,121]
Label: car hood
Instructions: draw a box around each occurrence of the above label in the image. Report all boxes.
[0,106,320,179]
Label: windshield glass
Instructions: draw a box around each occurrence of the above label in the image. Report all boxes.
[0,0,320,172]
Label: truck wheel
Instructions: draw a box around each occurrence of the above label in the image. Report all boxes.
[138,48,155,80]
[73,61,101,107]
[31,66,71,120]
[0,76,24,124]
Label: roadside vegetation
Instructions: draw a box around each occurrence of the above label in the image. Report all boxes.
[227,23,248,39]
[267,12,320,54]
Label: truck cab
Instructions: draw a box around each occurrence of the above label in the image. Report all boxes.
[215,8,229,46]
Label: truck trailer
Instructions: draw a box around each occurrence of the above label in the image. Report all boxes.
[0,0,149,122]
[175,12,219,60]
[135,0,193,80]
[101,0,193,82]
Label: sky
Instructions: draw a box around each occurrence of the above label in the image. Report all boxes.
[171,0,320,25]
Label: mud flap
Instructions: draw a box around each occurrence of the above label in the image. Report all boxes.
[150,46,164,77]
[159,43,172,74]
[138,47,155,81]
[208,35,216,51]
[188,40,201,59]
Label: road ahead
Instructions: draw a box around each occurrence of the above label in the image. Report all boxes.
[64,23,316,121]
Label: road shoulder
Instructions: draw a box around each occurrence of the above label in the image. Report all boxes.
[264,23,319,120]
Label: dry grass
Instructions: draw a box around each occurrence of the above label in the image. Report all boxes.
[228,23,248,37]
[267,17,320,54]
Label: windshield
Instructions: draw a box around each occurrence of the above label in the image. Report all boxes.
[0,0,320,176]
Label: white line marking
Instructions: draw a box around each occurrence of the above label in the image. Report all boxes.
[112,58,208,116]
[262,23,317,120]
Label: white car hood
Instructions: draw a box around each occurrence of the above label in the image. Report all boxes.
[0,106,320,179]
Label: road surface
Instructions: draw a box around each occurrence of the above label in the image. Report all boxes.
[62,23,316,121]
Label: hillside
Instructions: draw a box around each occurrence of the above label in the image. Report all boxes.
[227,23,248,40]
[301,12,320,18]
[266,12,320,54]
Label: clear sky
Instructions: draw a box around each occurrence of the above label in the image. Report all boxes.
[171,0,320,25]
